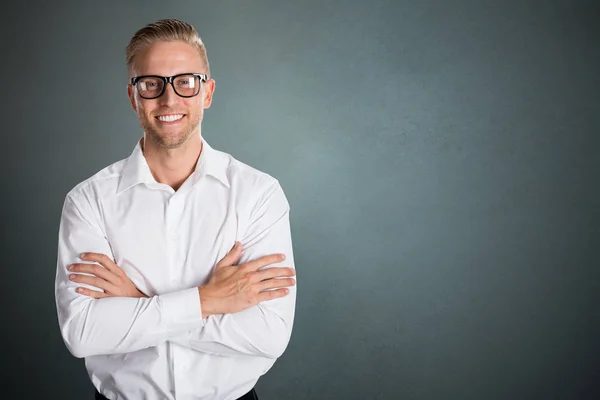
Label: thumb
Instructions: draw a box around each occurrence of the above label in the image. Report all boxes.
[216,241,243,268]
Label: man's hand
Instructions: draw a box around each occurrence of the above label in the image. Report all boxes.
[198,241,296,318]
[68,253,148,299]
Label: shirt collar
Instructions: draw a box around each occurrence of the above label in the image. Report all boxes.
[117,136,230,194]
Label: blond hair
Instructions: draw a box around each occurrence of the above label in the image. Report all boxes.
[126,18,210,77]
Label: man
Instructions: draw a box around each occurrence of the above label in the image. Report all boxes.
[54,18,297,400]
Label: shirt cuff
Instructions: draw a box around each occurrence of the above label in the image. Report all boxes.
[158,287,205,338]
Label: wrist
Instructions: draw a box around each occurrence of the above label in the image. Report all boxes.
[198,286,217,318]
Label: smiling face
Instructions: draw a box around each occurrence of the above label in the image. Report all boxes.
[127,40,215,149]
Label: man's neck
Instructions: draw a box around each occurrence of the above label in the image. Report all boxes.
[141,133,203,191]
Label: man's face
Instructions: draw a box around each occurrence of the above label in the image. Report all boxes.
[127,40,215,149]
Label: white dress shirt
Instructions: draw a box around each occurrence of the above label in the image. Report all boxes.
[54,135,296,400]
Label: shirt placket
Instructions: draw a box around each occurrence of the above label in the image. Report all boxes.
[166,193,184,286]
[165,191,192,394]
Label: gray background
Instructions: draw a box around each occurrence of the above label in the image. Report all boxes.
[2,0,599,399]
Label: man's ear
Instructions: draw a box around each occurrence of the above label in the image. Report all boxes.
[203,78,216,109]
[127,84,137,112]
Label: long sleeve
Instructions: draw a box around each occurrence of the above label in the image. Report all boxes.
[169,182,297,359]
[55,193,205,359]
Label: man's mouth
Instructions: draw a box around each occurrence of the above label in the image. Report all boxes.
[155,114,185,123]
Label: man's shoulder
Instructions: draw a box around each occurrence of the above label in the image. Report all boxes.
[215,147,281,192]
[65,156,128,201]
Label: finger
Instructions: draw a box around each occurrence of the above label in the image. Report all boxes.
[80,253,121,275]
[69,263,121,285]
[69,273,118,293]
[255,266,295,281]
[216,241,243,268]
[257,277,296,292]
[242,253,286,272]
[256,288,290,303]
[76,286,109,299]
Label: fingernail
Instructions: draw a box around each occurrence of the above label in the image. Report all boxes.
[79,253,86,258]
[68,265,74,271]
[281,254,286,260]
[69,275,76,280]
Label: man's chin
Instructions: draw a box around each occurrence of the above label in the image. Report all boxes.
[155,137,187,149]
[147,129,194,149]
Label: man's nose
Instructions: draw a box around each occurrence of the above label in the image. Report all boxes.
[158,82,179,105]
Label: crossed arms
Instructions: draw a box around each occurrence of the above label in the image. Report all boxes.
[55,183,296,360]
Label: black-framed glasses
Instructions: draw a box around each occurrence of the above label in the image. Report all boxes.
[130,73,208,99]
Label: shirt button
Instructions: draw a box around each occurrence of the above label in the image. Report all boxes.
[180,364,189,372]
[171,234,178,241]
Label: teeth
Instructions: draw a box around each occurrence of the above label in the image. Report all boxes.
[157,114,184,122]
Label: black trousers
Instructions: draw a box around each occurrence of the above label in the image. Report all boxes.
[95,388,258,400]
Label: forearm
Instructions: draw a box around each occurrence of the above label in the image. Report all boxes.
[57,286,203,358]
[169,288,295,358]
